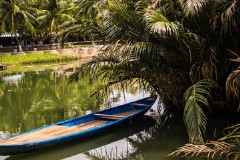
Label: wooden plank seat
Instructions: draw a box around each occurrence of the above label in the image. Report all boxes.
[114,109,138,116]
[131,103,149,107]
[94,109,139,120]
[0,120,108,144]
[94,114,125,120]
[146,98,156,101]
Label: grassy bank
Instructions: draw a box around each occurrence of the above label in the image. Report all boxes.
[2,53,79,66]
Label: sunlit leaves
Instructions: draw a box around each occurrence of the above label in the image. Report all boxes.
[33,0,75,41]
[169,141,231,159]
[103,0,147,41]
[179,0,209,17]
[0,1,36,34]
[144,9,179,37]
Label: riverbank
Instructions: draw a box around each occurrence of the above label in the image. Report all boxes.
[0,45,103,58]
[0,45,103,70]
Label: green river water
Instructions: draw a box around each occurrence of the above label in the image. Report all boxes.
[0,62,234,160]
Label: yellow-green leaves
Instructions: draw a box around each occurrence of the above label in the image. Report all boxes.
[144,9,179,37]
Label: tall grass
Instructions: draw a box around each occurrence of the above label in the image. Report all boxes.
[2,53,79,65]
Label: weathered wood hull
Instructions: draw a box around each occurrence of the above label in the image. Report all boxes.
[0,96,157,155]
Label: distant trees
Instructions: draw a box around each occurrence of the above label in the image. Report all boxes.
[32,0,75,43]
[0,0,37,51]
[0,0,107,47]
[54,0,107,46]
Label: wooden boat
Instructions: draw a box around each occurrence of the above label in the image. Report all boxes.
[0,96,157,155]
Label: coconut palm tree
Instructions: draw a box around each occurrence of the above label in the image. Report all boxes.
[0,0,37,51]
[55,0,107,45]
[32,0,74,43]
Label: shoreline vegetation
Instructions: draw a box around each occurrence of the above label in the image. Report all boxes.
[1,53,79,66]
[0,45,103,67]
[0,0,240,159]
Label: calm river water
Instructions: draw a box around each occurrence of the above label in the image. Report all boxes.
[0,62,189,160]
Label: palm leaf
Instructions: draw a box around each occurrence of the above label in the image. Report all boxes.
[169,141,231,159]
[170,124,240,159]
[178,31,206,64]
[0,13,10,33]
[21,11,36,34]
[183,79,215,144]
[226,68,240,103]
[144,9,180,37]
[180,0,209,17]
[103,0,147,41]
[13,4,21,15]
[221,0,239,35]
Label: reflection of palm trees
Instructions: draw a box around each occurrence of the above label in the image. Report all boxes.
[0,70,105,134]
[22,72,104,129]
[126,124,186,160]
[35,0,74,42]
[85,116,187,160]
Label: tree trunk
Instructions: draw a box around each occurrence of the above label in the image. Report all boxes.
[14,33,22,52]
[83,36,86,42]
[18,45,23,52]
[61,38,64,48]
[40,31,50,42]
[90,34,95,47]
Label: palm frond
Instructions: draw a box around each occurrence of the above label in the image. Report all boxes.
[170,123,240,159]
[21,11,36,34]
[0,13,10,33]
[13,4,21,15]
[135,0,148,16]
[183,79,215,144]
[58,13,74,21]
[103,0,147,41]
[22,11,38,24]
[190,59,218,82]
[180,0,209,17]
[68,49,120,84]
[214,0,240,35]
[69,39,190,108]
[169,141,232,159]
[226,68,240,101]
[144,9,179,37]
[178,31,206,64]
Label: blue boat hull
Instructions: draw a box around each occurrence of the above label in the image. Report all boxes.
[0,96,157,155]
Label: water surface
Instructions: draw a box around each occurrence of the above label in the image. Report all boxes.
[0,63,187,160]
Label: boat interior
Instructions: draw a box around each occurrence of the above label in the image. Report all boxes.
[0,97,155,145]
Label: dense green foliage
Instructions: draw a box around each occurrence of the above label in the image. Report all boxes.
[68,0,240,146]
[1,0,240,150]
[0,0,37,51]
